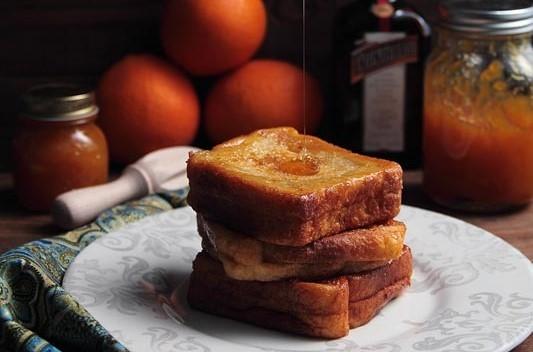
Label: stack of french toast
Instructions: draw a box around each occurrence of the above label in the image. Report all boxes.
[186,127,412,338]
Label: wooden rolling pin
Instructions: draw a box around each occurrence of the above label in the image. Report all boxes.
[52,146,200,229]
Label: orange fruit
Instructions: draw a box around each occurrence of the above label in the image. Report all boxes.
[161,0,267,76]
[204,59,323,144]
[97,54,200,164]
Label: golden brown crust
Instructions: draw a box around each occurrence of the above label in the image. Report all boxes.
[198,216,407,281]
[187,247,413,339]
[265,220,405,263]
[198,215,406,264]
[349,277,410,328]
[187,127,402,246]
[188,252,350,339]
[348,246,412,302]
[346,247,412,327]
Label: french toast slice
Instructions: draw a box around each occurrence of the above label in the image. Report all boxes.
[187,247,412,339]
[198,215,406,281]
[187,127,402,246]
[188,251,350,339]
[198,214,406,263]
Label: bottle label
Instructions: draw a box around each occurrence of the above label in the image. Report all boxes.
[351,32,416,152]
[350,34,418,84]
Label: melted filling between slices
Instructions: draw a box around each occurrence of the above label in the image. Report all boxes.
[199,217,394,282]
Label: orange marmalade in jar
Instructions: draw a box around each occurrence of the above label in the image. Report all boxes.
[423,0,533,212]
[12,84,109,211]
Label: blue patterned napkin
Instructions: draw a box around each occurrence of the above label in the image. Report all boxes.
[0,190,188,352]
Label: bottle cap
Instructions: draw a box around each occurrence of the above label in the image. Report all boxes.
[438,0,533,36]
[21,83,98,121]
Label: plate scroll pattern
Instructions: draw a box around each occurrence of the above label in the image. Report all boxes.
[63,205,533,352]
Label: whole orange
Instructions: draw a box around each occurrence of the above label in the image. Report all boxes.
[161,0,267,76]
[97,54,199,164]
[204,60,323,144]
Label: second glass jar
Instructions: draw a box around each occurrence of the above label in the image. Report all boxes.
[12,84,109,211]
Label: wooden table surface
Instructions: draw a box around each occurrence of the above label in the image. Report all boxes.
[0,171,531,350]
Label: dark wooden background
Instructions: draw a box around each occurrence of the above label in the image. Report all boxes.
[0,0,435,170]
[0,0,163,170]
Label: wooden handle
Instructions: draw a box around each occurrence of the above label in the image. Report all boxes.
[52,168,148,230]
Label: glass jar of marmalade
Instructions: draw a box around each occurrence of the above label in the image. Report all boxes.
[12,84,109,211]
[423,0,533,212]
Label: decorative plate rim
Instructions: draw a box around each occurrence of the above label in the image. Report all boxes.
[63,205,533,352]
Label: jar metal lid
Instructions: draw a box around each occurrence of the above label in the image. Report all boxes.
[21,83,99,121]
[438,0,533,36]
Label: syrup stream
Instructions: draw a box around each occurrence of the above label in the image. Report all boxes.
[279,0,319,177]
[301,0,307,158]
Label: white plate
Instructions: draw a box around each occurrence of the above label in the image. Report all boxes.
[63,206,533,352]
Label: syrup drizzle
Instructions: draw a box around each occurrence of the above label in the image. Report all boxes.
[301,0,308,159]
[277,0,319,177]
[302,0,306,137]
[278,157,319,176]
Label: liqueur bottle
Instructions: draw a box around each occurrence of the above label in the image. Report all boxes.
[333,0,430,168]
